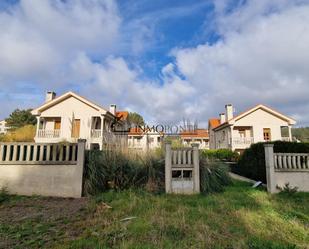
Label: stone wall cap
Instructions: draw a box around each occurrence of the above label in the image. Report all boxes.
[264,144,274,147]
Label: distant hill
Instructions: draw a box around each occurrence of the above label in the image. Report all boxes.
[292,127,309,142]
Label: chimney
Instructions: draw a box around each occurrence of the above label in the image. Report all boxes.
[45,91,56,103]
[219,113,225,124]
[110,104,116,115]
[225,104,233,121]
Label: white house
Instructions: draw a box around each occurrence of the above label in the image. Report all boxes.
[180,129,209,149]
[0,120,9,134]
[128,127,163,151]
[209,104,296,153]
[31,91,128,149]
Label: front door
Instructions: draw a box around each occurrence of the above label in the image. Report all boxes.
[72,119,80,138]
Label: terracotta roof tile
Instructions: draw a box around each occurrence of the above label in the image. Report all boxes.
[208,118,220,129]
[180,129,209,138]
[116,111,129,121]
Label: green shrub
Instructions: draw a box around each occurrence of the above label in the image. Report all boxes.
[200,156,232,194]
[201,149,239,161]
[83,149,165,195]
[232,141,309,183]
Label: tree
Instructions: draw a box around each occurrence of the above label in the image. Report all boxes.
[5,109,36,129]
[127,112,145,126]
[292,127,309,142]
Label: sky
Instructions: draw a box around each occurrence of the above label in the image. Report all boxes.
[0,0,309,127]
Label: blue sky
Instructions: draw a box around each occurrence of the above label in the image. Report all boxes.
[117,0,217,79]
[0,0,309,126]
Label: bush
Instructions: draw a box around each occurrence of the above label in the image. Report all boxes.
[0,125,36,142]
[232,141,309,183]
[201,149,239,161]
[83,149,165,195]
[200,156,232,194]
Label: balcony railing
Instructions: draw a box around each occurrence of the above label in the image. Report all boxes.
[37,129,60,138]
[281,137,291,142]
[232,137,254,145]
[91,129,102,138]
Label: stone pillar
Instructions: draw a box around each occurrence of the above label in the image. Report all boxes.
[264,144,276,193]
[192,143,200,193]
[165,141,172,193]
[36,117,40,138]
[77,139,86,197]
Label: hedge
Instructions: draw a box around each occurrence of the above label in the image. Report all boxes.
[201,149,239,162]
[231,141,309,183]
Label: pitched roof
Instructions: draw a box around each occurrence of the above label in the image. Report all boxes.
[31,91,109,115]
[213,104,296,131]
[116,111,129,121]
[180,129,209,139]
[208,118,220,129]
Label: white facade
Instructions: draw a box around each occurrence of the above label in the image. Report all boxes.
[180,129,209,150]
[31,91,127,149]
[211,104,296,152]
[0,120,9,134]
[128,128,163,151]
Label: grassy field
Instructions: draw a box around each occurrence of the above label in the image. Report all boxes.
[0,181,308,249]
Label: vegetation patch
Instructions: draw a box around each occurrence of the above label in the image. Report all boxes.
[201,149,240,161]
[1,181,308,249]
[231,141,309,182]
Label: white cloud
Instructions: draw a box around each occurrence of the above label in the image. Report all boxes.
[169,1,309,126]
[1,0,309,127]
[0,0,120,83]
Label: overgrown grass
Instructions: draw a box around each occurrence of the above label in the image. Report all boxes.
[1,181,308,249]
[200,158,232,194]
[0,187,10,204]
[83,149,165,195]
[63,181,309,249]
[0,125,36,142]
[84,149,232,195]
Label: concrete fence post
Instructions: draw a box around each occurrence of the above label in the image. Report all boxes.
[165,141,172,193]
[264,144,276,193]
[77,139,86,197]
[192,143,200,193]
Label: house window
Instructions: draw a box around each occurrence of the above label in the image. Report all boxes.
[54,119,61,130]
[135,137,141,145]
[280,126,289,137]
[157,137,161,143]
[222,131,226,140]
[239,130,246,138]
[72,119,81,138]
[263,128,271,141]
[92,117,101,129]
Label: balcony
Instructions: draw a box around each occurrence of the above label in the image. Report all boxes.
[281,137,291,142]
[232,137,254,144]
[91,129,102,138]
[231,137,254,149]
[37,129,60,138]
